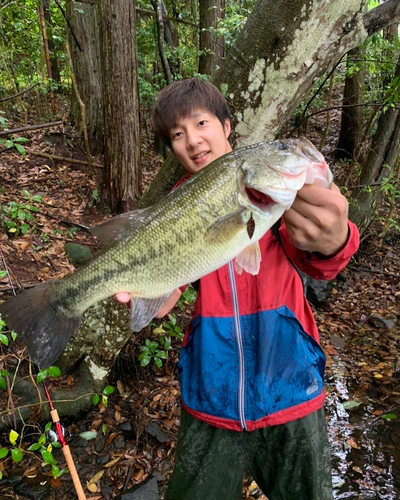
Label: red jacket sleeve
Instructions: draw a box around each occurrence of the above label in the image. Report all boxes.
[278,220,360,280]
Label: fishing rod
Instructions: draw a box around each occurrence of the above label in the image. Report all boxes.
[0,246,86,499]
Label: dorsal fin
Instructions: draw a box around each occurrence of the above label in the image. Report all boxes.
[90,209,148,245]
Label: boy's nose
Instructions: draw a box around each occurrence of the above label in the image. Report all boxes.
[186,129,201,148]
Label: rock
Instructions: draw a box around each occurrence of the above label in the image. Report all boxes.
[114,474,159,500]
[146,421,169,443]
[13,473,52,500]
[306,278,334,308]
[120,421,136,440]
[367,313,395,329]
[64,242,91,266]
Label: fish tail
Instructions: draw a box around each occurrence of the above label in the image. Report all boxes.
[0,282,81,369]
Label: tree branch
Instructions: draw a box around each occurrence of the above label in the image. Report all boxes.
[363,0,400,36]
[0,83,39,103]
[0,121,63,136]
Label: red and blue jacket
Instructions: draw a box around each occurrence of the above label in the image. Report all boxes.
[178,219,359,431]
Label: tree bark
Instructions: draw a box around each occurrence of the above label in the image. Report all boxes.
[42,0,61,83]
[349,59,400,234]
[66,0,104,155]
[199,0,225,78]
[98,0,142,212]
[335,46,365,161]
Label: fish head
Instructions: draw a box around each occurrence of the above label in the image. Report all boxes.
[240,138,332,211]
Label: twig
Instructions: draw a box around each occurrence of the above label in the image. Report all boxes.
[5,375,16,429]
[0,83,40,103]
[23,148,102,168]
[0,120,63,137]
[136,6,198,28]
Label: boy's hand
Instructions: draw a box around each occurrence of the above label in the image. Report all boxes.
[283,183,349,256]
[114,289,182,318]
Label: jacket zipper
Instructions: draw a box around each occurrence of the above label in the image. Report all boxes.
[228,261,247,431]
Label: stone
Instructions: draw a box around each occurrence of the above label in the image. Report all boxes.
[367,313,395,329]
[114,475,159,500]
[306,278,334,308]
[146,421,169,443]
[64,242,91,266]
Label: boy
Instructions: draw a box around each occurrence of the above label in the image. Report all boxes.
[116,78,359,500]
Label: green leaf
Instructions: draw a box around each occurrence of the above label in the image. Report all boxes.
[27,442,42,451]
[47,366,61,378]
[45,422,52,432]
[0,447,9,459]
[41,449,56,465]
[0,334,9,346]
[140,356,151,367]
[0,377,6,390]
[102,394,108,407]
[0,270,8,278]
[342,401,362,410]
[52,465,61,479]
[156,350,167,359]
[93,394,100,405]
[14,137,29,143]
[36,370,48,384]
[103,385,115,395]
[381,413,397,420]
[154,357,163,368]
[11,331,17,341]
[15,143,26,156]
[11,448,23,463]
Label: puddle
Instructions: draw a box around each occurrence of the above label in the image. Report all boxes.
[326,356,400,499]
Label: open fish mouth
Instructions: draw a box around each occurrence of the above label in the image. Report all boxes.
[245,187,276,211]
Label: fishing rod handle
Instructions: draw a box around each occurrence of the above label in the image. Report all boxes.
[49,409,86,499]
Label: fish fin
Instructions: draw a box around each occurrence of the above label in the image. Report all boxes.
[0,283,81,368]
[90,209,148,246]
[205,210,247,244]
[129,294,171,332]
[234,241,262,275]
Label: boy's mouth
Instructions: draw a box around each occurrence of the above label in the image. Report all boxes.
[192,151,210,163]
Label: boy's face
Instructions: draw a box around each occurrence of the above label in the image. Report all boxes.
[169,109,232,174]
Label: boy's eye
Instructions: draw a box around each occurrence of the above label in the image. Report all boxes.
[173,131,182,139]
[198,120,207,126]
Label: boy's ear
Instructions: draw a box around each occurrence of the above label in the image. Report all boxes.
[224,118,231,139]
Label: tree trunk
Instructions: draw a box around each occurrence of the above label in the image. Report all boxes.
[199,0,225,78]
[66,0,104,155]
[349,60,400,234]
[42,0,61,83]
[335,46,365,161]
[98,0,142,212]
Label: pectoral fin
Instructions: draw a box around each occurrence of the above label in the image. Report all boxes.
[129,293,171,332]
[234,241,262,275]
[205,210,248,244]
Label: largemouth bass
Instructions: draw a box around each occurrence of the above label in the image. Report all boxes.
[0,137,332,368]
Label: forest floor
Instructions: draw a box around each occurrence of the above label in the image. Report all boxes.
[0,112,399,500]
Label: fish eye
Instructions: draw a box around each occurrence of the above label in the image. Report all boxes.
[277,141,287,150]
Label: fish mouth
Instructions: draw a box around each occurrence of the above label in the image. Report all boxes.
[245,187,276,212]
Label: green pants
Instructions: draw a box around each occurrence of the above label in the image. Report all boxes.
[166,408,333,500]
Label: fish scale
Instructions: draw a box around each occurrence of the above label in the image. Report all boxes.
[0,138,332,368]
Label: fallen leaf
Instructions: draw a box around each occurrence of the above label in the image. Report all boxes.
[88,470,105,484]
